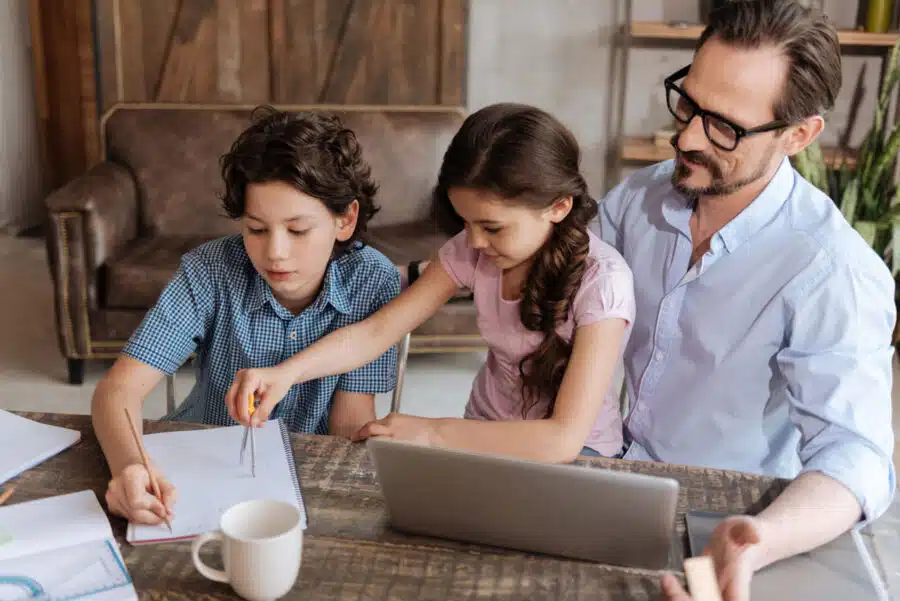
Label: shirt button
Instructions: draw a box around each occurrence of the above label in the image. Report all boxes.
[654,351,664,361]
[289,331,297,340]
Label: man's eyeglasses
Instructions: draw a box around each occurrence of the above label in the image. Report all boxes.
[664,65,789,151]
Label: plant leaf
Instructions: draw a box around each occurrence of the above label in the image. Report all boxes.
[841,178,859,222]
[855,220,878,247]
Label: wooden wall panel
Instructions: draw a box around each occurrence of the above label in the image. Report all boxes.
[95,0,468,111]
[31,0,466,194]
[29,0,99,191]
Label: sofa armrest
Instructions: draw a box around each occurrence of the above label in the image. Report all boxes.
[44,162,138,359]
[45,161,139,270]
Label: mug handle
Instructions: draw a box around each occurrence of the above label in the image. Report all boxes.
[191,531,229,583]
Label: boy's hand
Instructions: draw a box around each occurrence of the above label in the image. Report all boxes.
[106,463,176,525]
[226,365,295,426]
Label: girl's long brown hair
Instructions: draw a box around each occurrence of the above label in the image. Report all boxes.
[433,103,598,417]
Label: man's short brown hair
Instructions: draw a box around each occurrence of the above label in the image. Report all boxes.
[698,0,842,123]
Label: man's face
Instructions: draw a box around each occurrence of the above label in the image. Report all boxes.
[669,37,792,198]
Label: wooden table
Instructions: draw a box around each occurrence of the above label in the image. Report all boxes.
[3,413,806,600]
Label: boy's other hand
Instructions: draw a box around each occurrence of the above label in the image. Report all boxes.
[226,365,295,426]
[106,463,176,525]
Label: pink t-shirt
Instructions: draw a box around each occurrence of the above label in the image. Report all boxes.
[438,229,635,457]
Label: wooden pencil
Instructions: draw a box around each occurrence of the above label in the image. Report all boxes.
[0,485,15,506]
[123,407,173,533]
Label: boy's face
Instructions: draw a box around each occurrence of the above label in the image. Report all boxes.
[242,181,358,313]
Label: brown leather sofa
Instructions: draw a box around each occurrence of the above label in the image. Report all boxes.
[44,104,483,384]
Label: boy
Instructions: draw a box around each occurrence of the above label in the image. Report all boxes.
[91,106,400,525]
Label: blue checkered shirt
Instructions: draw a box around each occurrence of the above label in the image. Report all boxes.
[122,235,400,434]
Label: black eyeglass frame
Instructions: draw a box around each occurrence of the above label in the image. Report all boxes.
[663,65,790,151]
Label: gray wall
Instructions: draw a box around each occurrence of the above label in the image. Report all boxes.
[0,0,45,232]
[467,0,884,196]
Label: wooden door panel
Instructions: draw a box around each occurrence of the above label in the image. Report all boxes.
[95,0,467,109]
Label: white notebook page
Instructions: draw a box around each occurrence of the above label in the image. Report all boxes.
[127,419,306,544]
[0,490,137,601]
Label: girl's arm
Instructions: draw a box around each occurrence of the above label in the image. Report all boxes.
[356,317,629,463]
[228,260,459,423]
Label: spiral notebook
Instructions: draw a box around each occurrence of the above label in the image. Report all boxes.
[126,419,306,545]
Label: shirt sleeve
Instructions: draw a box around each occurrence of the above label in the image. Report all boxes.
[594,180,630,254]
[121,253,216,375]
[338,267,402,394]
[438,230,478,290]
[776,254,896,525]
[572,259,636,328]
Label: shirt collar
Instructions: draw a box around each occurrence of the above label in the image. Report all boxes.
[716,156,795,253]
[245,258,352,317]
[663,156,795,253]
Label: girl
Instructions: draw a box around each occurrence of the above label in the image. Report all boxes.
[226,103,635,463]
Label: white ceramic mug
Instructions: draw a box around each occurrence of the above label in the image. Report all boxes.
[191,499,303,601]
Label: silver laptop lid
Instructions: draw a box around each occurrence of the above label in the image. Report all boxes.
[367,438,680,570]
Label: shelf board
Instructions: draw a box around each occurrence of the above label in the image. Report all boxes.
[629,21,900,47]
[620,136,857,168]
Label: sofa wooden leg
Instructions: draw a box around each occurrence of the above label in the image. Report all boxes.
[68,359,85,385]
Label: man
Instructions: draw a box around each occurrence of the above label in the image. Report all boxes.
[596,1,896,599]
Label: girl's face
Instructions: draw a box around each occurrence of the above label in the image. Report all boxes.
[448,187,572,272]
[242,181,358,313]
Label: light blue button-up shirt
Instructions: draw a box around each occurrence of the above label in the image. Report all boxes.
[595,157,896,523]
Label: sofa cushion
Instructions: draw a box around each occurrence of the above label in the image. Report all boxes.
[367,221,479,338]
[366,221,448,264]
[104,236,215,309]
[102,106,465,239]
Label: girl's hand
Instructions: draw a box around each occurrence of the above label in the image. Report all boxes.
[352,413,439,446]
[225,365,295,426]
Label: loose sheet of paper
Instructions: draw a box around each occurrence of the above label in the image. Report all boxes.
[0,490,137,601]
[127,420,305,544]
[0,410,80,485]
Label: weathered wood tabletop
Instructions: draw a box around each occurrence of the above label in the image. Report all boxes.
[6,412,801,600]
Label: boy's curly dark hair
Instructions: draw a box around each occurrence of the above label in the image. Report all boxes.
[219,105,380,256]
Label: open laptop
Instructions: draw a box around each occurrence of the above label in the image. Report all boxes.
[366,438,680,570]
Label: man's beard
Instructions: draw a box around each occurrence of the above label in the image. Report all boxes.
[669,133,769,199]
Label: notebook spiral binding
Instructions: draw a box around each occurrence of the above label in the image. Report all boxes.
[278,419,308,527]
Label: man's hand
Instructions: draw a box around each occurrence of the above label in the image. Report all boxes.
[351,413,439,446]
[225,365,295,426]
[661,573,695,600]
[693,515,762,600]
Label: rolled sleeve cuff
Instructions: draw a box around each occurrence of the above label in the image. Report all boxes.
[801,441,896,526]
